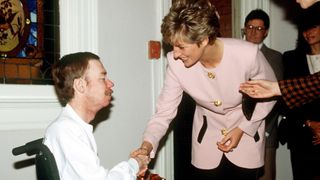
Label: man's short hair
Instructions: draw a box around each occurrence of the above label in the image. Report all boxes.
[245,9,270,30]
[52,52,100,103]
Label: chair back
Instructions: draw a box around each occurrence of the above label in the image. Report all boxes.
[12,138,60,180]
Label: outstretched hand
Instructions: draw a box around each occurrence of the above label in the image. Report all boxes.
[130,151,150,176]
[239,80,281,98]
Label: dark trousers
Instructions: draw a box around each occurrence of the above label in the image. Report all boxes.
[290,146,320,180]
[191,154,261,180]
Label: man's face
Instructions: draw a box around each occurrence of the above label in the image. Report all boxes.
[244,19,268,44]
[84,60,114,111]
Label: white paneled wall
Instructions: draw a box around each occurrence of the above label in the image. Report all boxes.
[59,0,98,55]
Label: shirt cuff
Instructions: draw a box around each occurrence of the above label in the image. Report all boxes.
[128,158,139,174]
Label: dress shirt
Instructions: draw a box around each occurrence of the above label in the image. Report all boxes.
[307,54,320,74]
[44,104,139,180]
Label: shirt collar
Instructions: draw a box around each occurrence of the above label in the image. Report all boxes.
[65,104,93,133]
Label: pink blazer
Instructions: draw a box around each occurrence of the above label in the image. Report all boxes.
[143,38,277,169]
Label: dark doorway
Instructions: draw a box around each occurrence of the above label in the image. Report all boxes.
[173,92,196,180]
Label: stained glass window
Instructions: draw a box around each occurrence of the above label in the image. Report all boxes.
[0,0,59,84]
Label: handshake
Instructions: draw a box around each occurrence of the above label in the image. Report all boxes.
[130,141,165,180]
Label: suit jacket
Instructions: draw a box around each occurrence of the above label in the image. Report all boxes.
[143,38,276,169]
[261,44,283,80]
[260,44,283,148]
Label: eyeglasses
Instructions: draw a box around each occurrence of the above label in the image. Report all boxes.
[245,25,266,32]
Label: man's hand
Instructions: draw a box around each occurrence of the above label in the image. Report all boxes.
[132,154,150,176]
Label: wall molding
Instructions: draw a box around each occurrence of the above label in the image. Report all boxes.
[0,85,61,130]
[151,0,174,179]
[59,0,98,55]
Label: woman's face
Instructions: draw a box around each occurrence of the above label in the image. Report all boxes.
[172,39,207,68]
[303,25,320,47]
[296,0,319,9]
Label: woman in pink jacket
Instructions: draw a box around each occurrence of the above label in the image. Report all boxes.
[134,0,276,179]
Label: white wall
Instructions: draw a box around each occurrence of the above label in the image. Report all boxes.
[95,0,172,177]
[269,3,298,53]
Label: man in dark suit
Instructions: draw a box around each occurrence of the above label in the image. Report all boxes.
[243,9,283,180]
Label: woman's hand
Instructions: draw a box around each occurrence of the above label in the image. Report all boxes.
[130,141,153,176]
[217,127,244,153]
[239,80,281,98]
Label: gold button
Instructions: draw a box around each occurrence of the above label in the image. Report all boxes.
[221,128,228,136]
[26,18,31,25]
[207,72,215,79]
[213,100,222,106]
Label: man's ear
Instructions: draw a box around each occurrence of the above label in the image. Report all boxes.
[73,78,86,94]
[264,29,269,38]
[241,28,246,39]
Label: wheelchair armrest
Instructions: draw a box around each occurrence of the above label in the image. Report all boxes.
[12,138,44,156]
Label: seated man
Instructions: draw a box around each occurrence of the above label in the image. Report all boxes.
[44,52,148,180]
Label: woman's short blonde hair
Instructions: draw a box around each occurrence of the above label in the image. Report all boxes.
[161,0,220,46]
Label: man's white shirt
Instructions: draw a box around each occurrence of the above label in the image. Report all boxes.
[44,104,139,180]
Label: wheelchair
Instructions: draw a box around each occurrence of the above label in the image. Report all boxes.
[12,138,60,180]
[12,138,165,180]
